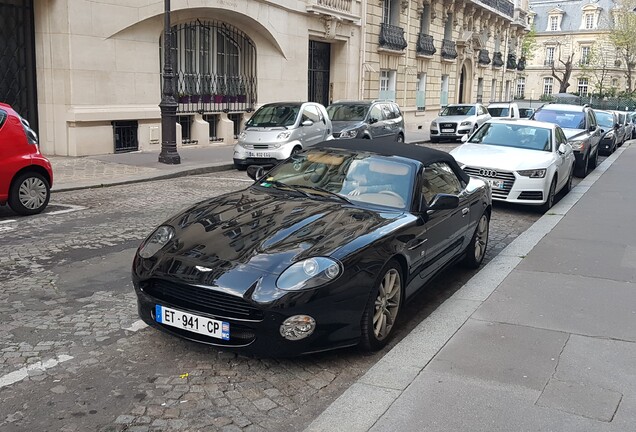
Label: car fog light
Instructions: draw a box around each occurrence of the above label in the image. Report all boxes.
[280,315,316,341]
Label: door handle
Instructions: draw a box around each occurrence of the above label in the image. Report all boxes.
[462,208,470,216]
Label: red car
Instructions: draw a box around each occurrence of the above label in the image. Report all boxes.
[0,103,53,215]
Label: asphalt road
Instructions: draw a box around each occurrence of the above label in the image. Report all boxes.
[0,150,606,432]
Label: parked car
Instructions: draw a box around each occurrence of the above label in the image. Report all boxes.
[631,112,636,139]
[0,103,53,215]
[233,102,332,170]
[451,119,576,212]
[327,100,405,142]
[609,111,628,147]
[487,102,520,119]
[519,107,535,119]
[615,111,632,145]
[133,139,492,356]
[594,110,620,155]
[530,103,600,178]
[430,103,491,143]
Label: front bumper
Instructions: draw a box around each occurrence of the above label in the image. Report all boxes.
[599,137,615,153]
[463,166,551,206]
[233,143,296,165]
[430,127,472,139]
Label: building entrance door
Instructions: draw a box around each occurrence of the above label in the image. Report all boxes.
[0,0,38,131]
[308,41,330,106]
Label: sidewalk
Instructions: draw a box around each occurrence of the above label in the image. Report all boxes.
[307,143,636,432]
[49,131,429,193]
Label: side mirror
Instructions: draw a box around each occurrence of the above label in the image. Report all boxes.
[246,165,265,181]
[589,125,596,132]
[558,143,567,155]
[368,117,378,124]
[460,134,469,143]
[614,123,620,129]
[302,119,314,127]
[427,194,460,212]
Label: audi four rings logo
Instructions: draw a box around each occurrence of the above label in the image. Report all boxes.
[479,169,498,177]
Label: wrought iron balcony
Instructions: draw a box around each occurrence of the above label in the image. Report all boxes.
[492,51,504,67]
[472,0,514,19]
[416,33,436,56]
[379,23,407,51]
[507,53,517,69]
[517,57,526,71]
[478,49,491,65]
[441,39,458,60]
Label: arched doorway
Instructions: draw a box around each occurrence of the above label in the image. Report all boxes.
[457,60,473,104]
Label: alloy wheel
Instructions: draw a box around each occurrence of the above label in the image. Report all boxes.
[373,269,401,341]
[473,214,489,262]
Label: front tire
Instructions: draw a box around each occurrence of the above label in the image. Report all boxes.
[589,147,598,169]
[430,136,439,143]
[540,177,557,213]
[359,260,403,351]
[563,164,574,194]
[575,151,589,178]
[396,133,404,143]
[462,212,489,269]
[8,172,50,215]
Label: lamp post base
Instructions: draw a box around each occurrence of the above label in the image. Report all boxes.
[158,150,181,164]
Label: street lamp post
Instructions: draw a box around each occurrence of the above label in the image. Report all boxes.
[159,0,181,164]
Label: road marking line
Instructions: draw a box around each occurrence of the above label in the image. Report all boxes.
[0,226,16,233]
[125,320,148,332]
[0,219,17,225]
[47,204,87,215]
[0,355,74,388]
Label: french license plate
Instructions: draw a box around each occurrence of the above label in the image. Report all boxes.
[247,151,270,158]
[155,305,229,340]
[441,128,454,133]
[488,179,505,189]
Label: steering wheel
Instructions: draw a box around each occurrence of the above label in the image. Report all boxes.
[379,190,403,200]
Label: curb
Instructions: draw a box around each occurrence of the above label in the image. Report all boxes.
[51,163,235,193]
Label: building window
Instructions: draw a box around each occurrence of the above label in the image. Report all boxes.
[383,0,400,26]
[516,77,526,98]
[380,69,397,101]
[491,78,497,101]
[549,16,558,31]
[444,13,453,39]
[477,78,484,103]
[578,78,589,96]
[581,46,591,65]
[546,46,555,65]
[543,77,554,95]
[441,74,449,106]
[612,78,619,87]
[585,13,594,29]
[420,3,431,34]
[416,73,427,110]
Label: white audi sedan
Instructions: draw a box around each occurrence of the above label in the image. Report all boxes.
[450,119,576,211]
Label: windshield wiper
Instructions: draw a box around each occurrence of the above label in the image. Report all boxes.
[296,185,353,204]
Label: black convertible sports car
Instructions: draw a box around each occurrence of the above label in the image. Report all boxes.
[132,139,492,356]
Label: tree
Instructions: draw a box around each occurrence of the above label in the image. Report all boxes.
[608,0,636,92]
[581,40,615,97]
[520,27,538,61]
[550,38,576,93]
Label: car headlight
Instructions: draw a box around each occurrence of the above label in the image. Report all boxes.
[277,131,292,140]
[238,131,247,140]
[431,121,438,128]
[460,120,473,127]
[276,257,341,291]
[138,226,175,258]
[569,140,584,151]
[517,169,547,178]
[605,131,614,138]
[339,129,358,138]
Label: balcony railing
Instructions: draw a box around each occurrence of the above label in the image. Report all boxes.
[378,90,396,102]
[507,53,517,69]
[478,49,491,65]
[314,0,351,12]
[306,0,359,22]
[379,23,407,51]
[441,39,458,60]
[492,51,504,67]
[416,33,436,56]
[472,0,514,19]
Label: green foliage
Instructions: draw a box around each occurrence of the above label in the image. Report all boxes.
[521,28,538,61]
[540,94,554,102]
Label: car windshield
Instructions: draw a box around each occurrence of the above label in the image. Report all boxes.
[595,112,614,128]
[468,123,553,152]
[440,105,475,116]
[533,109,585,129]
[245,105,300,127]
[327,104,369,121]
[488,107,509,117]
[261,150,414,210]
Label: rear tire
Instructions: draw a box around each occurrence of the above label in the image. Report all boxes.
[462,212,489,269]
[359,260,403,351]
[8,171,50,216]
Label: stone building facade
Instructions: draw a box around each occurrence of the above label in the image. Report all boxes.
[1,1,531,156]
[522,0,628,100]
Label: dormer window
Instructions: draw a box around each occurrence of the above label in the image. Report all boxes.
[546,8,565,32]
[580,4,601,30]
[550,16,558,31]
[584,13,594,29]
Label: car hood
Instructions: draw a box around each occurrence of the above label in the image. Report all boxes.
[155,187,407,279]
[332,121,365,133]
[451,143,556,170]
[562,128,587,140]
[434,115,476,123]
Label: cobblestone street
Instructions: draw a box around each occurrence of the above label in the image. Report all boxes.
[0,162,580,431]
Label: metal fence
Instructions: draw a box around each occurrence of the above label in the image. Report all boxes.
[544,96,636,111]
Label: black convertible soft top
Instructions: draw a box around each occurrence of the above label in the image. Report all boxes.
[314,138,470,184]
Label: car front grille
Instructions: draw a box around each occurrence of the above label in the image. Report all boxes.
[332,132,341,138]
[518,191,544,201]
[439,122,457,133]
[253,144,269,149]
[463,166,516,199]
[142,279,264,320]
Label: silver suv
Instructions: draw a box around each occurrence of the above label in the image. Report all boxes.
[531,103,600,177]
[327,100,405,142]
[430,103,491,142]
[233,102,332,170]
